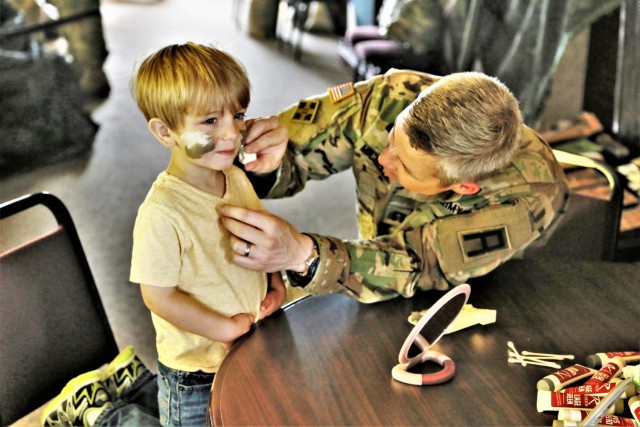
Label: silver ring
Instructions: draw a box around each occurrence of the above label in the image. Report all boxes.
[244,242,252,257]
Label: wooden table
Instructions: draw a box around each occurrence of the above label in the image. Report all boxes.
[209,257,640,426]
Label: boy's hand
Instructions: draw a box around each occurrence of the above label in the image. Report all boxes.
[260,272,286,319]
[221,312,255,350]
[243,116,288,174]
[231,312,255,333]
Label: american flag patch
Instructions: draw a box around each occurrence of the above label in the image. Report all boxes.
[328,82,355,104]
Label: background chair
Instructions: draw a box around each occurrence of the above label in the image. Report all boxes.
[0,192,119,426]
[524,149,623,261]
[336,0,445,82]
[337,25,430,81]
[277,0,347,61]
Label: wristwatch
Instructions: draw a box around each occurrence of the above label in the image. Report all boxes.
[287,236,319,287]
[299,242,319,277]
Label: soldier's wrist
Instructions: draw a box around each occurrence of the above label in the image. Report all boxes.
[287,235,319,287]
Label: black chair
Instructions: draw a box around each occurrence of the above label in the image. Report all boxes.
[525,150,623,261]
[0,192,119,425]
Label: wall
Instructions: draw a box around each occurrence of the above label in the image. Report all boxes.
[537,29,590,129]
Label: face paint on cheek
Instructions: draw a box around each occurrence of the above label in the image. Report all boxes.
[180,131,217,159]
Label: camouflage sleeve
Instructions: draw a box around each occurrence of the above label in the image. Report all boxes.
[296,126,568,302]
[424,128,569,287]
[269,70,444,303]
[295,230,433,303]
[266,77,380,199]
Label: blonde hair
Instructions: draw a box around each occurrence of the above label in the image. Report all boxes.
[133,42,250,130]
[405,72,522,185]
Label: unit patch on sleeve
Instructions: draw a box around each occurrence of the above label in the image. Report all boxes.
[291,100,320,123]
[458,226,511,261]
[328,82,355,104]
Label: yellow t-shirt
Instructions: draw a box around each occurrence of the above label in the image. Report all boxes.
[130,167,267,373]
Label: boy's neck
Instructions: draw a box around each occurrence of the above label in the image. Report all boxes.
[166,162,226,197]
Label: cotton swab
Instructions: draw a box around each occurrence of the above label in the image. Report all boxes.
[507,341,519,355]
[507,351,562,362]
[507,341,573,370]
[508,357,561,369]
[521,350,574,360]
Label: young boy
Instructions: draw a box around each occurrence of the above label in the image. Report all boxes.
[130,42,285,426]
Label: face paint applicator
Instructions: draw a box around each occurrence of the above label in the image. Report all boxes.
[238,129,256,165]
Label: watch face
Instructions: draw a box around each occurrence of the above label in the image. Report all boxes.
[309,256,319,268]
[305,254,319,267]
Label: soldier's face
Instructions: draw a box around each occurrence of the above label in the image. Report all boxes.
[379,109,454,196]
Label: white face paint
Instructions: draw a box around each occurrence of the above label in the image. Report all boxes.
[179,131,214,159]
[180,131,211,149]
[238,129,257,165]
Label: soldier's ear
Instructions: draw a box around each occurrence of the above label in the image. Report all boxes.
[450,181,480,195]
[148,118,176,148]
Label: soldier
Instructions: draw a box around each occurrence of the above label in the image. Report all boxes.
[220,69,568,303]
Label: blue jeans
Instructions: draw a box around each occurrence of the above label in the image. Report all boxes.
[157,360,215,427]
[95,369,160,426]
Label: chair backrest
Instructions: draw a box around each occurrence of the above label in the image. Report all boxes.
[0,192,119,426]
[524,150,623,261]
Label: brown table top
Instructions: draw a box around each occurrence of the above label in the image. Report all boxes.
[210,257,640,426]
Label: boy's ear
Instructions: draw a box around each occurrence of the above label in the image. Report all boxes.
[450,181,481,195]
[148,118,176,148]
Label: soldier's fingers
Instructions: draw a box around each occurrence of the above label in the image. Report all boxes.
[230,245,276,271]
[244,116,288,152]
[244,117,257,128]
[245,116,278,141]
[221,216,263,245]
[220,205,279,232]
[230,252,259,270]
[219,204,247,220]
[221,207,281,249]
[244,116,269,145]
[228,234,254,258]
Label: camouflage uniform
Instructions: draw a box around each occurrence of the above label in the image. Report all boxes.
[266,69,568,303]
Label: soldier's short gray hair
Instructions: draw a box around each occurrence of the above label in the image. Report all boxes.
[405,72,522,185]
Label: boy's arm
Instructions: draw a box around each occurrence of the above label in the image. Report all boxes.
[259,272,286,320]
[140,284,254,345]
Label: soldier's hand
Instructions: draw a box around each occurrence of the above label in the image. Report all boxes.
[243,116,288,174]
[220,205,314,273]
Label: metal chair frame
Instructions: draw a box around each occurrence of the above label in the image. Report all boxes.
[0,192,119,425]
[526,150,623,261]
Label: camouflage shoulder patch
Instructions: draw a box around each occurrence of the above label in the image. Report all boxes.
[425,203,534,275]
[291,100,319,124]
[328,82,355,104]
[458,227,510,262]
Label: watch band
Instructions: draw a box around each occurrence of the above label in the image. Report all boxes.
[287,235,319,287]
[299,240,319,277]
